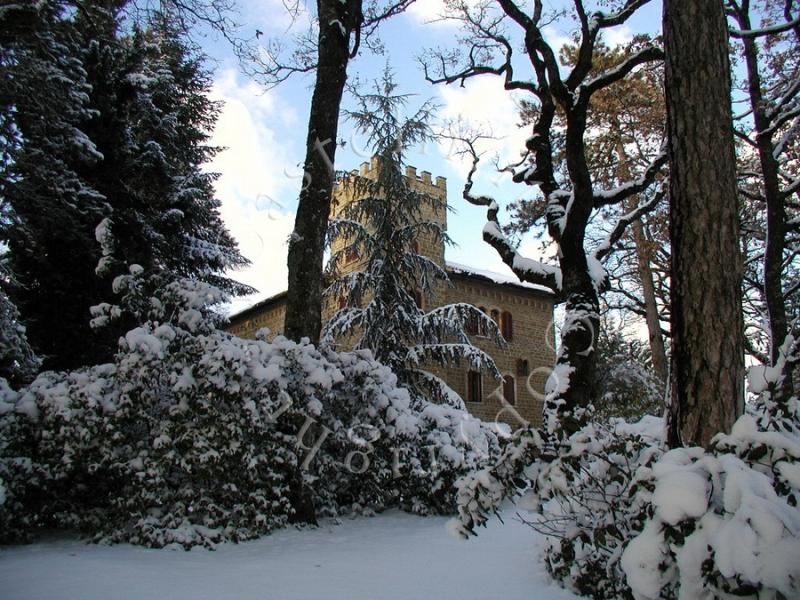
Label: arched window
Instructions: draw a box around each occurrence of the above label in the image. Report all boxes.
[516,358,529,377]
[503,375,516,405]
[501,311,513,341]
[338,294,347,310]
[467,370,482,403]
[490,308,500,325]
[410,240,420,255]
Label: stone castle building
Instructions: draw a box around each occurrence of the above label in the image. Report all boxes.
[227,157,555,426]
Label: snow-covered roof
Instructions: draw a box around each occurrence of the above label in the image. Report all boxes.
[445,261,554,295]
[227,290,287,322]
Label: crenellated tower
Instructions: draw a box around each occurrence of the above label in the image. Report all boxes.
[329,156,447,276]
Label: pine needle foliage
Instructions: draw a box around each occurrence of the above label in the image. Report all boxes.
[323,70,502,407]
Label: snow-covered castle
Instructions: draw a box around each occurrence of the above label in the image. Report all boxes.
[227,158,555,426]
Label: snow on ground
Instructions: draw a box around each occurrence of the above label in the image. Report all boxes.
[1,509,579,600]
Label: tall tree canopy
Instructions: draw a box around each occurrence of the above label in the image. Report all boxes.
[0,1,251,369]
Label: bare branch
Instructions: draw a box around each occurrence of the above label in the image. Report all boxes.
[593,149,668,207]
[595,189,666,260]
[441,129,561,294]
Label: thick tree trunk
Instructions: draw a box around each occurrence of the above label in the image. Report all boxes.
[283,0,355,345]
[283,0,361,523]
[546,270,600,437]
[734,4,793,400]
[664,0,745,448]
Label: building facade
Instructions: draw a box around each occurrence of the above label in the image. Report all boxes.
[227,158,555,427]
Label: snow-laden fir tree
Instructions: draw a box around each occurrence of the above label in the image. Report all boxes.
[0,0,109,370]
[0,265,40,387]
[1,3,252,369]
[322,71,503,407]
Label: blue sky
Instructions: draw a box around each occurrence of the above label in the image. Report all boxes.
[200,0,663,314]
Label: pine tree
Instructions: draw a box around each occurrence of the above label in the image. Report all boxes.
[1,3,251,369]
[0,265,40,386]
[85,10,253,298]
[323,73,502,406]
[0,0,108,370]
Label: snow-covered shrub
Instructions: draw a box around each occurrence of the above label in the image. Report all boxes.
[620,397,800,599]
[0,273,502,547]
[452,341,800,599]
[450,413,664,599]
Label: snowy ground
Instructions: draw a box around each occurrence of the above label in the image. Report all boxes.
[1,509,579,600]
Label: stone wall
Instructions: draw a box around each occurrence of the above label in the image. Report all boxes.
[435,275,554,427]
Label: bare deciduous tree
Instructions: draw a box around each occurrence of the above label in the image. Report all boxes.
[424,0,666,436]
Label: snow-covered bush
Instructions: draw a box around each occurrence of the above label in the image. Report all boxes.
[451,337,800,599]
[620,398,800,599]
[0,272,501,547]
[450,413,664,599]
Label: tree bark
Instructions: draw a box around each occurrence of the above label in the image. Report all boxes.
[283,0,359,345]
[664,0,745,448]
[732,2,793,400]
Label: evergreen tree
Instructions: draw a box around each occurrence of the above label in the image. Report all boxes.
[0,264,40,386]
[0,0,108,370]
[323,73,502,406]
[84,9,252,297]
[1,3,251,369]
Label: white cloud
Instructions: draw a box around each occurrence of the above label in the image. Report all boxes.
[407,0,457,26]
[219,201,295,316]
[438,76,530,180]
[603,24,634,48]
[208,68,301,314]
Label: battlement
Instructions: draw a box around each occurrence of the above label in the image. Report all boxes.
[354,156,447,192]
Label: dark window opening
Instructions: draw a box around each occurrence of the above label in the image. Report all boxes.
[503,375,516,405]
[467,370,482,403]
[501,311,513,341]
[516,359,529,377]
[478,306,488,336]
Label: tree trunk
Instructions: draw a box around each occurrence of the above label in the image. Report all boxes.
[733,3,793,400]
[547,111,601,436]
[633,219,669,383]
[283,0,356,345]
[283,0,361,523]
[663,0,745,448]
[615,139,669,384]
